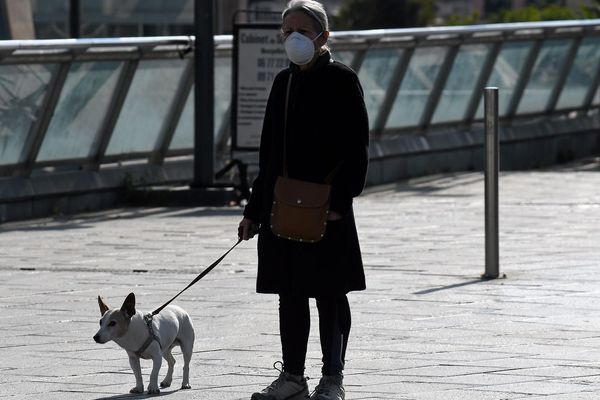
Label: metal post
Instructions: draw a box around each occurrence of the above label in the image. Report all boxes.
[69,0,80,38]
[191,0,215,188]
[483,87,500,279]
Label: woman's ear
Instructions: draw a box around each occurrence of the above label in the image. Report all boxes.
[318,31,330,48]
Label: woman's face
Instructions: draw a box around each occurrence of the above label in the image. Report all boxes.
[281,10,326,47]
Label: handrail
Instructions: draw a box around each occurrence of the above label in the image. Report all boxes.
[0,35,233,50]
[330,18,600,41]
[0,18,597,53]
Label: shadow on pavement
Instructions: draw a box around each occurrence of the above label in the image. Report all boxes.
[413,278,487,295]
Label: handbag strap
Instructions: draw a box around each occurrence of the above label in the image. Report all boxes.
[281,72,342,184]
[282,73,293,178]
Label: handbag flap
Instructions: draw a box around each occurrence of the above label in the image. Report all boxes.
[274,176,331,208]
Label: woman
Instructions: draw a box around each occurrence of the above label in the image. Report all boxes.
[238,1,369,399]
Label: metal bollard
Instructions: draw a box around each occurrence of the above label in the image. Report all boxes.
[483,87,500,279]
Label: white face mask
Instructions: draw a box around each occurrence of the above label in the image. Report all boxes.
[284,31,322,66]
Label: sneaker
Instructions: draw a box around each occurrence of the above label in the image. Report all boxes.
[251,364,309,400]
[310,374,345,400]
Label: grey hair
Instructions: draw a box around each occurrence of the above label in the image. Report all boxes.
[282,0,329,33]
[282,0,330,52]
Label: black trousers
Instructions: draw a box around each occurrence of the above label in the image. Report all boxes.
[279,293,351,376]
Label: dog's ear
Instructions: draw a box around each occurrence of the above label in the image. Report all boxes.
[121,292,136,318]
[98,295,110,315]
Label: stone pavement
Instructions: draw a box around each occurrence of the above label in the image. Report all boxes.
[1,158,600,400]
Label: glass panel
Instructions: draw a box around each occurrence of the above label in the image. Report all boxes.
[594,85,600,106]
[0,64,55,165]
[106,59,188,156]
[475,41,533,118]
[171,56,232,151]
[37,61,123,162]
[31,0,194,39]
[357,48,403,130]
[170,90,193,150]
[214,55,232,140]
[333,51,355,68]
[431,44,491,124]
[387,46,448,129]
[31,0,69,39]
[516,39,572,115]
[79,0,193,37]
[556,37,600,110]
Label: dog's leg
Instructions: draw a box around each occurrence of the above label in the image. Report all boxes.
[180,340,193,389]
[127,354,144,394]
[147,352,163,394]
[160,346,175,388]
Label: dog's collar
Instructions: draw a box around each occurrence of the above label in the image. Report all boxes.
[134,313,162,357]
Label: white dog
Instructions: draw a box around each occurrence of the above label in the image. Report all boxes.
[93,292,195,394]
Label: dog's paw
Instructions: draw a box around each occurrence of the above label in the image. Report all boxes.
[129,386,144,394]
[147,387,161,395]
[181,384,191,390]
[160,380,171,388]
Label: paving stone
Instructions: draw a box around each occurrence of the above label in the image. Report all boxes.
[1,158,600,399]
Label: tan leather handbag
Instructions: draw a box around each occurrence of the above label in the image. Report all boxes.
[270,176,331,242]
[269,74,337,243]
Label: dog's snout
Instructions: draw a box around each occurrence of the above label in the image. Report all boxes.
[93,334,101,343]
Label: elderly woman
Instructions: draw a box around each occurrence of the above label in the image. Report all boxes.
[238,1,369,399]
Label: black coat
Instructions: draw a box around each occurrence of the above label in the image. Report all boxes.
[243,51,369,297]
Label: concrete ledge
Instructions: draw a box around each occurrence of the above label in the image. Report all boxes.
[367,112,600,185]
[0,161,195,222]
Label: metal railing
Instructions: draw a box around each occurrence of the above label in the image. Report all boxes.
[331,19,600,134]
[0,20,599,198]
[0,36,231,178]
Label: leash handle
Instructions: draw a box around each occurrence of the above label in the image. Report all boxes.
[152,238,242,316]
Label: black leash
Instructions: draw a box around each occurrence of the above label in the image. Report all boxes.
[151,238,242,316]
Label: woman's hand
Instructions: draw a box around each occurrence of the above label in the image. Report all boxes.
[238,218,257,240]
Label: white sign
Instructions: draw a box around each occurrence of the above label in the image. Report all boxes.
[233,25,288,150]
